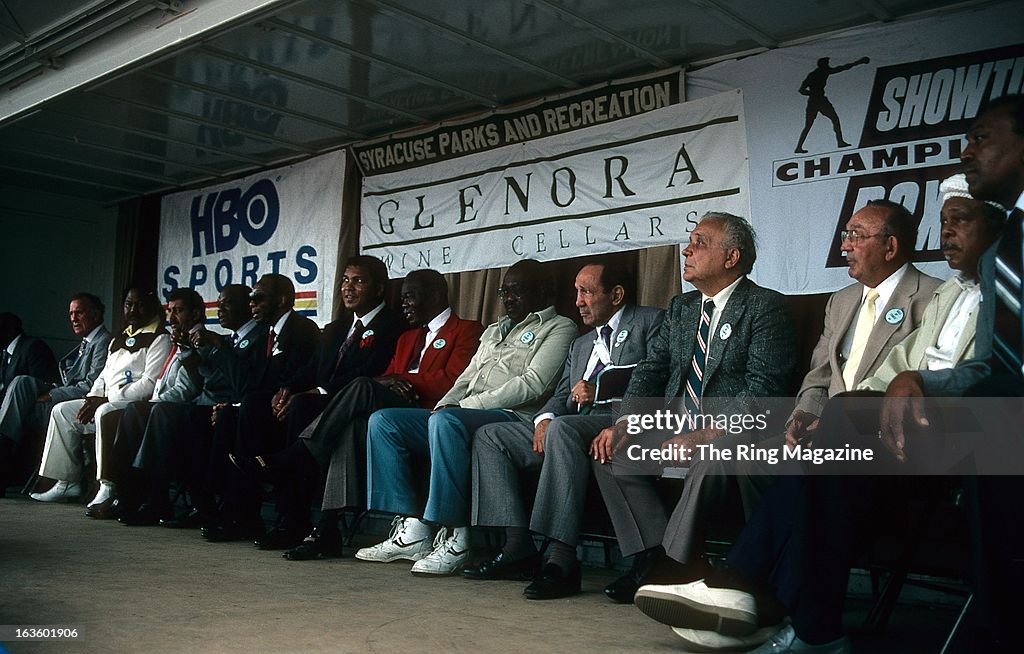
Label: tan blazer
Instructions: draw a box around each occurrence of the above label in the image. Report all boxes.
[794,265,941,416]
[859,276,977,392]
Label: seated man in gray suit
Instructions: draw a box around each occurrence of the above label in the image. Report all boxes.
[0,294,110,495]
[591,212,798,604]
[465,260,663,599]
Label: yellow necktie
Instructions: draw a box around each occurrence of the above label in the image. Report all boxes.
[843,289,879,390]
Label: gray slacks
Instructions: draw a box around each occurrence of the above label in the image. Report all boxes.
[472,413,611,546]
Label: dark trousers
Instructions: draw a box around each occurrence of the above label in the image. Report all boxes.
[133,402,215,509]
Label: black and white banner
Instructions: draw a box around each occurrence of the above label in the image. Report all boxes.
[158,150,345,327]
[688,1,1022,294]
[360,89,747,275]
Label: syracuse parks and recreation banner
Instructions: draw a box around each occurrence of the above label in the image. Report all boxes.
[158,150,345,328]
[358,90,747,275]
[687,1,1023,294]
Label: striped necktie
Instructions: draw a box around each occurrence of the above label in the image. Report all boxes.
[993,208,1023,378]
[683,299,714,416]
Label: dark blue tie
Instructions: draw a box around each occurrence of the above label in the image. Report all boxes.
[684,299,714,416]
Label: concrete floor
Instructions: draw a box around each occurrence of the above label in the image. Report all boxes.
[1,494,967,653]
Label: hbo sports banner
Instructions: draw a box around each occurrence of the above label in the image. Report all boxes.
[158,150,345,327]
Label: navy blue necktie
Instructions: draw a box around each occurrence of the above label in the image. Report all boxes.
[683,299,714,416]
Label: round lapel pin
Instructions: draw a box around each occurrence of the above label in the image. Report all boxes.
[719,323,732,340]
[615,330,628,347]
[432,338,447,349]
[363,329,375,337]
[125,337,136,347]
[885,308,904,325]
[520,331,535,344]
[238,339,249,349]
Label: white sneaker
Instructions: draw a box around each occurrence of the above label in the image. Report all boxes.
[87,480,116,508]
[29,481,82,502]
[355,516,433,563]
[672,624,783,652]
[634,580,758,636]
[748,625,852,653]
[410,527,470,576]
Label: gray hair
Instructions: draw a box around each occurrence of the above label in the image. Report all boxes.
[703,211,757,275]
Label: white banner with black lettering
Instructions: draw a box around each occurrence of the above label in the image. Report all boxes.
[687,1,1022,294]
[360,90,747,275]
[158,150,345,327]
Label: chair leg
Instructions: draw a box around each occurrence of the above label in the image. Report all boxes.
[940,592,974,654]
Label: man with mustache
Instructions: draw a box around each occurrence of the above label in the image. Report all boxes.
[231,268,482,560]
[633,175,1003,653]
[31,289,171,503]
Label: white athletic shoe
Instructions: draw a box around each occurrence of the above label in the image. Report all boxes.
[410,527,470,576]
[355,516,433,563]
[29,480,82,502]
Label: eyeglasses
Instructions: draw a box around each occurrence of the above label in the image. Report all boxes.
[497,283,534,299]
[840,229,891,244]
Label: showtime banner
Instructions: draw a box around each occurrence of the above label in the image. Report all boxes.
[360,90,747,275]
[158,150,345,327]
[687,1,1023,294]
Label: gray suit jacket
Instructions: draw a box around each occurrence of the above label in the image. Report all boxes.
[537,304,664,418]
[152,354,202,405]
[794,265,941,416]
[618,278,798,418]
[50,326,112,403]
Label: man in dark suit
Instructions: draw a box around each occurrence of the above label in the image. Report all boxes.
[232,268,482,559]
[237,255,405,549]
[0,295,110,494]
[0,313,59,395]
[118,284,265,527]
[623,200,942,597]
[466,260,663,599]
[201,273,320,542]
[589,212,798,603]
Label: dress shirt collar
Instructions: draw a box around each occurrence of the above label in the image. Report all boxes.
[497,305,558,337]
[596,306,626,340]
[272,310,293,337]
[84,324,104,344]
[863,262,909,308]
[426,307,453,334]
[952,272,980,291]
[5,333,21,356]
[702,275,744,311]
[355,302,386,328]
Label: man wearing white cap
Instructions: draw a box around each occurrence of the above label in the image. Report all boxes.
[631,174,1004,653]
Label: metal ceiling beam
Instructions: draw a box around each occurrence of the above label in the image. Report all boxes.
[362,0,580,89]
[50,97,272,165]
[141,68,362,139]
[199,45,429,123]
[855,0,893,21]
[264,17,498,108]
[0,163,143,193]
[530,0,673,69]
[6,123,225,177]
[687,0,778,48]
[0,144,184,185]
[0,0,305,128]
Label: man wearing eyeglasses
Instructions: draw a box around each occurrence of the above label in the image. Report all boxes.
[356,259,577,576]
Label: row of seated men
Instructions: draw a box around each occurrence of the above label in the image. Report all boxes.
[0,158,1015,650]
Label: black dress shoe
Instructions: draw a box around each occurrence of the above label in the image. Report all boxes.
[255,526,307,551]
[85,497,121,520]
[118,503,172,526]
[284,528,344,560]
[229,453,274,488]
[523,562,582,600]
[463,551,541,581]
[603,569,643,604]
[202,519,264,543]
[161,507,212,529]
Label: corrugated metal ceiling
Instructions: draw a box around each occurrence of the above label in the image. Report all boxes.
[0,0,1000,205]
